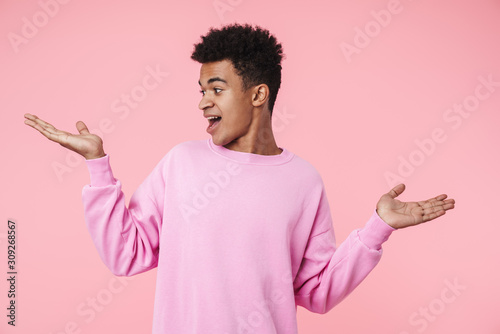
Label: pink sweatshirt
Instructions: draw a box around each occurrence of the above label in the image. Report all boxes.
[81,138,395,333]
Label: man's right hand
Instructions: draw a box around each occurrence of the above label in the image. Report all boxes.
[24,113,106,160]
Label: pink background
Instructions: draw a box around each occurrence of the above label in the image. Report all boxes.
[1,0,500,333]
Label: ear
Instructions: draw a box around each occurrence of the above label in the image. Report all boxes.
[251,84,269,108]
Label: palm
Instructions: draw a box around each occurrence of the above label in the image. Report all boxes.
[24,113,105,160]
[376,184,455,229]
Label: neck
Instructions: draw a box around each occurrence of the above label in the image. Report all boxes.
[223,108,282,155]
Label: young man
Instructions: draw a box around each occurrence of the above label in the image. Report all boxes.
[24,23,455,333]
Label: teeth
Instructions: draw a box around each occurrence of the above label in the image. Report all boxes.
[207,116,220,120]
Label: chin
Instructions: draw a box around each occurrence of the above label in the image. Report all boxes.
[211,136,225,146]
[212,135,235,147]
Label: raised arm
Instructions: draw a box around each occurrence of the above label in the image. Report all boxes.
[81,154,165,276]
[24,113,164,276]
[294,184,455,313]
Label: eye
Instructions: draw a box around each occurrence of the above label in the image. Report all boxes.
[199,90,205,96]
[214,88,222,94]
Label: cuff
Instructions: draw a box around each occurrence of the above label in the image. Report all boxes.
[85,154,116,187]
[357,209,396,250]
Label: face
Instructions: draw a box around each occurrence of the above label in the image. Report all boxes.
[198,59,256,147]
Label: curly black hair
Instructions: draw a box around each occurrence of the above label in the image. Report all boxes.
[191,23,284,114]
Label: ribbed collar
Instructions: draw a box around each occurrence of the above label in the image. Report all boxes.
[207,138,294,165]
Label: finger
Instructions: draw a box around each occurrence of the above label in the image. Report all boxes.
[422,205,446,216]
[26,114,57,130]
[421,199,456,219]
[420,197,455,211]
[24,113,37,119]
[422,209,446,222]
[24,117,67,143]
[417,196,455,223]
[24,118,57,135]
[388,183,405,199]
[434,194,448,201]
[417,194,448,208]
[76,121,90,135]
[442,198,455,211]
[24,118,51,134]
[24,115,40,129]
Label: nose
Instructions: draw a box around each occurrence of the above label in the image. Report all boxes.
[198,92,214,110]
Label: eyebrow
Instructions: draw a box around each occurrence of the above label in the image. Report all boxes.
[198,77,228,86]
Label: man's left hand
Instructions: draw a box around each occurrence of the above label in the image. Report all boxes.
[376,184,455,229]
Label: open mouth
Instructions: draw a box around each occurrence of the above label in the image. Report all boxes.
[208,116,222,128]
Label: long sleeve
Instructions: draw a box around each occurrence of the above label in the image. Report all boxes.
[293,186,395,314]
[81,154,166,277]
